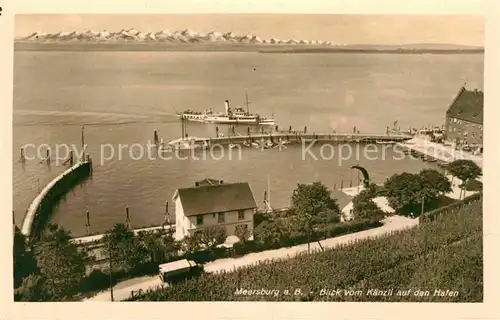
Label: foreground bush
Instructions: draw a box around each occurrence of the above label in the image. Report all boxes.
[465,179,482,191]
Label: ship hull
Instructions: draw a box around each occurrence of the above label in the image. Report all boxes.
[180,115,275,126]
[204,119,275,126]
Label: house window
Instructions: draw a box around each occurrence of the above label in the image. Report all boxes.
[196,215,203,225]
[238,210,245,220]
[218,212,225,223]
[454,118,457,123]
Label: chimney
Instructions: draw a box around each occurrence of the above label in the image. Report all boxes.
[225,100,229,114]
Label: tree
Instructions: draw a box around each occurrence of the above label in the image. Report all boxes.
[182,234,202,253]
[384,170,453,216]
[352,190,385,221]
[198,226,227,249]
[103,223,148,273]
[418,169,452,204]
[15,274,49,302]
[34,224,87,300]
[351,182,386,221]
[182,226,227,253]
[276,214,309,244]
[13,226,37,288]
[447,159,482,199]
[291,182,340,220]
[290,182,341,252]
[235,224,251,244]
[254,220,283,249]
[384,172,424,215]
[137,228,180,264]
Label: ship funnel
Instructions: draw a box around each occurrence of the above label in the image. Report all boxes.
[225,100,230,114]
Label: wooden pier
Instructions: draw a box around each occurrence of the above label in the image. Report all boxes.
[167,131,412,148]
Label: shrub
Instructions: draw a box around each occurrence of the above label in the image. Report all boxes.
[253,218,382,251]
[83,269,110,292]
[465,179,482,191]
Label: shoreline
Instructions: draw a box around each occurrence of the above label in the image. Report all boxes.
[14,42,485,54]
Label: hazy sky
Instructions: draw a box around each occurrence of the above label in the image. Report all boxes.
[15,14,484,46]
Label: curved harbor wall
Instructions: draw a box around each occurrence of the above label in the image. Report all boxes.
[21,160,92,240]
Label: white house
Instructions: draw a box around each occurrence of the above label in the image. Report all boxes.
[173,180,257,241]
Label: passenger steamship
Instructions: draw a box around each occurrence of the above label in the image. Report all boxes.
[177,94,276,126]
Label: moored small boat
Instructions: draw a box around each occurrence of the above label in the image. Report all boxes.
[376,140,395,145]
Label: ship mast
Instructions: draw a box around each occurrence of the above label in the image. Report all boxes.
[181,116,185,139]
[245,90,250,114]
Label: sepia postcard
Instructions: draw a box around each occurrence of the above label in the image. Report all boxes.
[1,1,499,320]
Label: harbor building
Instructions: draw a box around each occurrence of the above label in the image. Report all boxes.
[173,180,257,241]
[444,86,483,146]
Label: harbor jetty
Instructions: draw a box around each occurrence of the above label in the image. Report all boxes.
[21,157,93,240]
[165,131,412,149]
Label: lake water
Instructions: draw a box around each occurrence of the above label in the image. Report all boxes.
[13,51,484,236]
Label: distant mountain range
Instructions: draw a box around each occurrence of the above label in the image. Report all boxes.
[17,28,335,45]
[15,29,484,53]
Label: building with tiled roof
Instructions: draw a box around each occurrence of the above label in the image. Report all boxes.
[444,86,484,145]
[173,180,257,241]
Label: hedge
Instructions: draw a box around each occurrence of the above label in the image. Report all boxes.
[419,192,482,223]
[235,219,383,256]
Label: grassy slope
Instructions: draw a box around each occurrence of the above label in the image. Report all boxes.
[129,200,482,302]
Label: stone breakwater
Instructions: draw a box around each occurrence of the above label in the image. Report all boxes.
[21,160,92,240]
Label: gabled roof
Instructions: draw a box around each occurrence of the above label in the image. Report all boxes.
[446,86,483,124]
[174,182,257,217]
[330,189,353,210]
